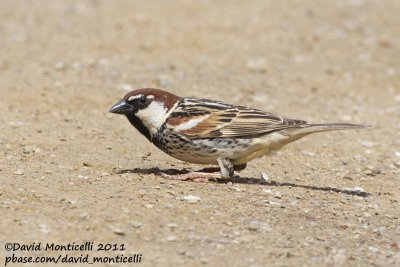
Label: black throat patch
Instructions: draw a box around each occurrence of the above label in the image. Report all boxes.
[126,114,152,142]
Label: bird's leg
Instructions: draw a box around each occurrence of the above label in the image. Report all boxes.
[217,157,235,179]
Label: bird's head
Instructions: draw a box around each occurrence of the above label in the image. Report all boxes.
[109,88,181,140]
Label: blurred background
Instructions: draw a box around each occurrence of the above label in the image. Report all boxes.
[1,1,399,266]
[1,0,398,111]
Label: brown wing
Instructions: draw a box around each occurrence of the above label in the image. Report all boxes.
[165,98,307,139]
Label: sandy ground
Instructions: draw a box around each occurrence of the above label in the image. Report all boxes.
[1,0,399,266]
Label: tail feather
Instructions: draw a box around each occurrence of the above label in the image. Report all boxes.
[287,123,366,137]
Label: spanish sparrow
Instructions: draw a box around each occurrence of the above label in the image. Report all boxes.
[110,88,364,182]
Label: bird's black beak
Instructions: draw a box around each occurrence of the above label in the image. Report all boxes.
[109,100,134,114]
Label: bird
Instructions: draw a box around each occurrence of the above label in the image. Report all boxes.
[109,88,364,182]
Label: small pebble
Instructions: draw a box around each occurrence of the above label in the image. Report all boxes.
[260,172,269,183]
[54,61,66,70]
[166,190,175,196]
[294,55,305,63]
[341,115,352,121]
[301,151,316,157]
[365,166,381,176]
[182,195,201,203]
[264,189,272,194]
[364,169,373,176]
[343,187,365,193]
[371,167,381,175]
[8,121,24,126]
[368,246,379,253]
[166,223,178,229]
[248,221,272,233]
[200,258,209,264]
[14,169,24,175]
[386,68,396,76]
[166,235,177,242]
[130,221,142,228]
[342,174,353,180]
[110,226,125,235]
[67,199,78,205]
[265,200,280,206]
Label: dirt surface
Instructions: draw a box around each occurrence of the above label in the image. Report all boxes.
[1,1,399,266]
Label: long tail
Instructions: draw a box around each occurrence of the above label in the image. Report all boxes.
[288,123,366,137]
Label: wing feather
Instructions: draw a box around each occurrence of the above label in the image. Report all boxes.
[165,98,307,139]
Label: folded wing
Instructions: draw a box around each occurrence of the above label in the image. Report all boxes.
[165,98,308,139]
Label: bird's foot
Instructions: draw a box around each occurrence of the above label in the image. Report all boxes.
[158,170,221,183]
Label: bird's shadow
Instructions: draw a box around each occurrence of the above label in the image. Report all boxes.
[117,167,370,197]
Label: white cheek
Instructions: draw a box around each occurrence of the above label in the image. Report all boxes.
[136,102,167,134]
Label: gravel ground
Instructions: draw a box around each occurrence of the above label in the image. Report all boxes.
[1,1,399,266]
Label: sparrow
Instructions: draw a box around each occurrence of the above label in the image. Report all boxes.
[110,88,364,182]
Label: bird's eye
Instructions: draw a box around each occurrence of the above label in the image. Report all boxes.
[139,96,147,104]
